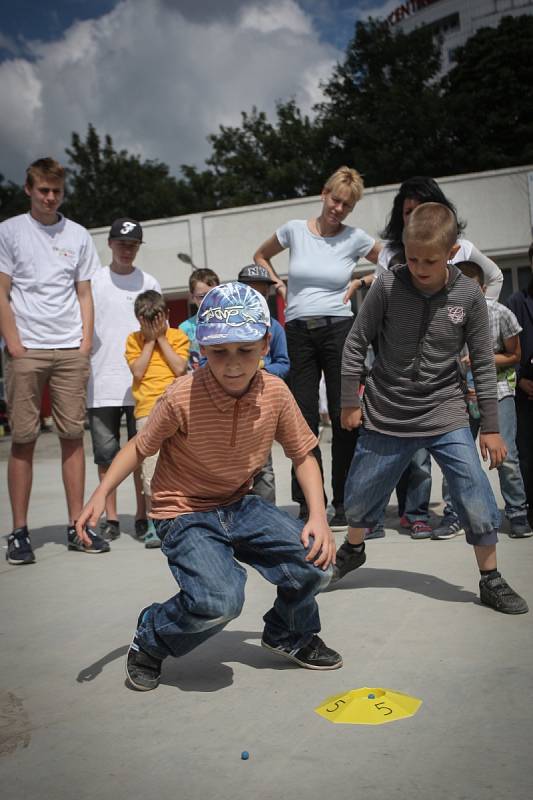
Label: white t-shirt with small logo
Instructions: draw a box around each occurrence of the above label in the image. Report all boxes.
[87,266,161,408]
[0,212,100,348]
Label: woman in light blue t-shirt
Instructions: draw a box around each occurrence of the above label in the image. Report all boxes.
[254,166,380,529]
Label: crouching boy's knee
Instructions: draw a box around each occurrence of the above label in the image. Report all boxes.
[185,585,246,630]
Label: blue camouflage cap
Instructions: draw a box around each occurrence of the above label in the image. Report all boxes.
[196,281,271,346]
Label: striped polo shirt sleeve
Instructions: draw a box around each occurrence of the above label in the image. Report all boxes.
[135,392,182,457]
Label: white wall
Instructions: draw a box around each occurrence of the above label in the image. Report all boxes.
[90,164,533,297]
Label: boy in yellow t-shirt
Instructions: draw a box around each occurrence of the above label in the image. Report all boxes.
[125,290,189,547]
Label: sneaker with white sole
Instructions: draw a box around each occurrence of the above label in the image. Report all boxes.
[126,608,163,690]
[508,517,533,539]
[6,527,36,565]
[67,525,110,553]
[432,517,465,540]
[261,633,342,670]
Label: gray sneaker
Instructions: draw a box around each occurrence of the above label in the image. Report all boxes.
[479,573,528,614]
[509,517,533,538]
[330,541,366,583]
[432,517,464,540]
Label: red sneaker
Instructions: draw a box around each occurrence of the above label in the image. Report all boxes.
[410,520,433,540]
[399,515,412,529]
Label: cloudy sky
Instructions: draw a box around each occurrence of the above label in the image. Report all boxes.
[0,0,397,183]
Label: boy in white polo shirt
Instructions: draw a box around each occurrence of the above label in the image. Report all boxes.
[87,218,161,541]
[0,157,108,564]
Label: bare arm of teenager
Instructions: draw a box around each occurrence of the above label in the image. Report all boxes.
[0,273,25,357]
[253,234,287,301]
[293,453,336,570]
[494,335,521,368]
[76,437,143,535]
[129,318,157,380]
[75,280,94,355]
[341,406,363,431]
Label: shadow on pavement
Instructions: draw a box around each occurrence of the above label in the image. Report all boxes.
[325,566,477,603]
[77,630,297,693]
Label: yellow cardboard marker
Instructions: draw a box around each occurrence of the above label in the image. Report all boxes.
[315,687,422,725]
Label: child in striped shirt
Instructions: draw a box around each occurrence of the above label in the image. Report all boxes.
[77,282,341,690]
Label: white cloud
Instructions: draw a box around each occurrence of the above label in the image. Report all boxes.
[0,0,340,183]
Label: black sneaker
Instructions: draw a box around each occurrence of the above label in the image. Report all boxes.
[479,573,528,614]
[329,508,348,531]
[126,639,163,690]
[134,518,148,540]
[261,633,342,670]
[67,525,110,553]
[509,517,533,539]
[6,527,36,565]
[100,519,121,540]
[330,540,366,583]
[126,610,162,690]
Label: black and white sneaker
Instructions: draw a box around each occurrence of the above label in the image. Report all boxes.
[479,573,528,614]
[329,508,348,531]
[261,633,342,670]
[126,639,163,690]
[67,525,110,553]
[6,527,36,565]
[126,610,162,690]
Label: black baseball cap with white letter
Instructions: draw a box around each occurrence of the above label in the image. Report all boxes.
[109,218,143,242]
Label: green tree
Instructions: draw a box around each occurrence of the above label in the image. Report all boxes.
[196,100,325,208]
[0,175,28,222]
[443,15,533,173]
[63,123,197,228]
[315,18,452,186]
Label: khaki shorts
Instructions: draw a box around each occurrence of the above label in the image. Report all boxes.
[136,415,159,498]
[4,348,90,444]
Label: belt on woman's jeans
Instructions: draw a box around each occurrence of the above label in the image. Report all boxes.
[287,316,352,330]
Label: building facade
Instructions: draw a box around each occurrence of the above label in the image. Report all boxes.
[89,164,533,323]
[385,0,533,72]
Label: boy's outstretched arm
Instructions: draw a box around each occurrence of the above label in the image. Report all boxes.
[76,438,143,535]
[293,453,336,570]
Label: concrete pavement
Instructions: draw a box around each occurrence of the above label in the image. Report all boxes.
[1,429,532,800]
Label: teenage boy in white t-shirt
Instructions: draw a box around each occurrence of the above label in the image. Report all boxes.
[0,157,108,565]
[87,218,161,541]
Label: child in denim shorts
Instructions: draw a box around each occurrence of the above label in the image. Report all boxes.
[333,203,527,615]
[76,282,342,690]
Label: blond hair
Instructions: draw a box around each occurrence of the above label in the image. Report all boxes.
[323,166,364,206]
[25,157,65,188]
[402,202,457,253]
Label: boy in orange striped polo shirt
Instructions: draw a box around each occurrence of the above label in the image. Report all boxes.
[77,282,342,690]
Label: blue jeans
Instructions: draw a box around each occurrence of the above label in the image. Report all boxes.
[442,396,528,521]
[136,495,332,660]
[345,427,499,546]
